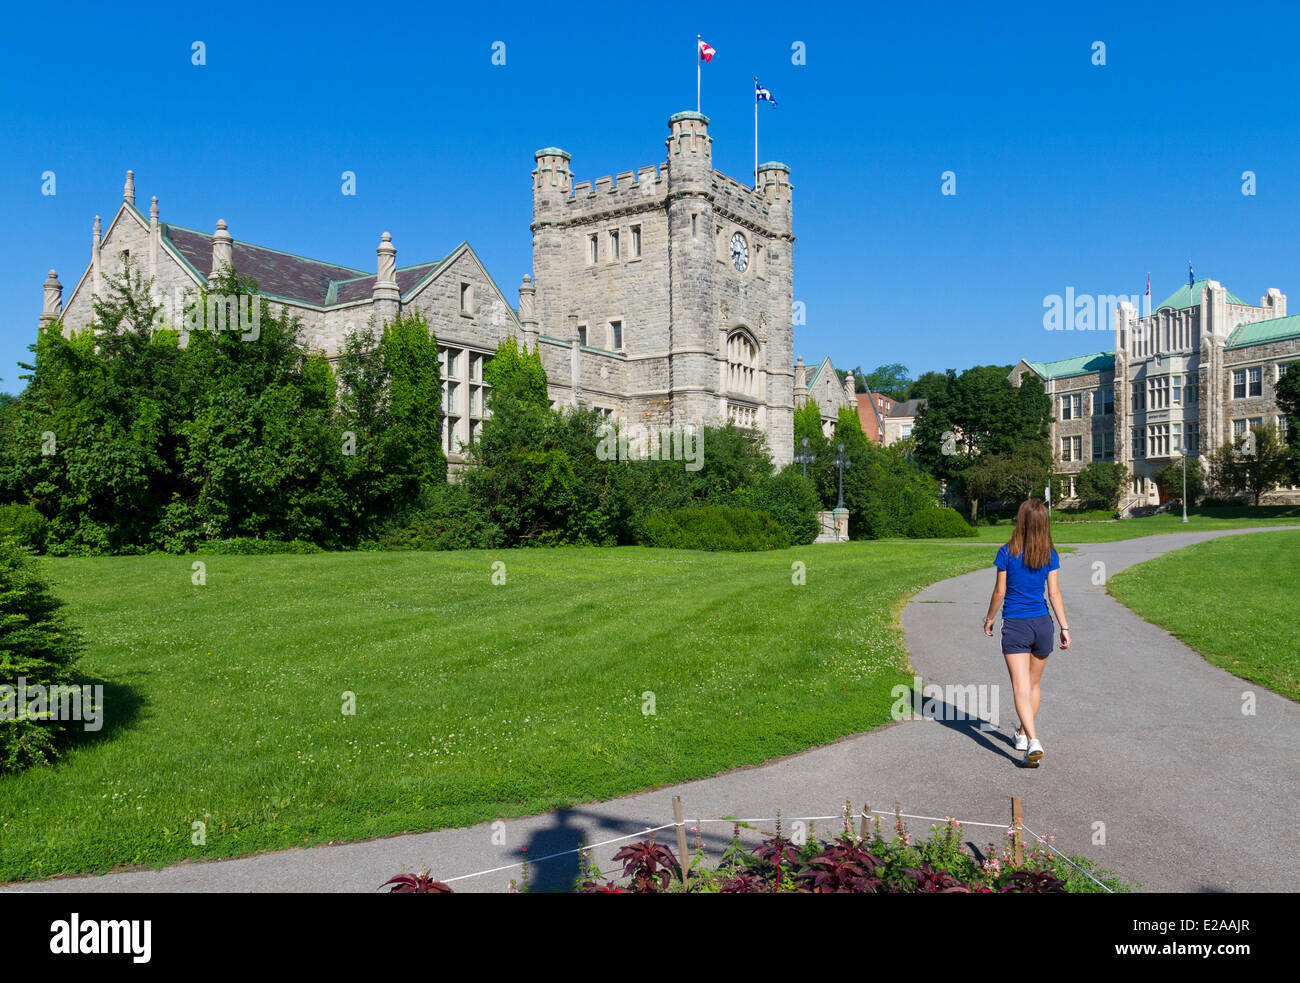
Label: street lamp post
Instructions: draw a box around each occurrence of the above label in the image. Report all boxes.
[1182,451,1189,523]
[834,442,851,509]
[795,436,815,479]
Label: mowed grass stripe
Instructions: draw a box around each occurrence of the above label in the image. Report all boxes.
[0,544,990,881]
[1108,531,1300,702]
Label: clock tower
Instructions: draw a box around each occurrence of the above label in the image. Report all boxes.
[529,109,795,465]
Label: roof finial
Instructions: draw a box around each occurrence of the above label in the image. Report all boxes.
[124,170,135,204]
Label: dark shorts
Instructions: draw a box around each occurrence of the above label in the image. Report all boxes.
[1002,614,1055,656]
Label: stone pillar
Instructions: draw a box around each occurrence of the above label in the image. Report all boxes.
[123,170,135,205]
[794,355,807,408]
[210,219,234,281]
[149,197,160,281]
[518,274,538,350]
[40,270,62,326]
[91,215,102,298]
[372,231,400,325]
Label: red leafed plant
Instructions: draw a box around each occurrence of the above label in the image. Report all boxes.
[611,840,682,893]
[797,841,886,893]
[719,873,769,893]
[381,871,454,893]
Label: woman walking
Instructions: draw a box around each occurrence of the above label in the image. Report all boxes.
[982,498,1070,768]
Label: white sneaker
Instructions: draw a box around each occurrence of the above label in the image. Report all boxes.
[1027,738,1044,765]
[1013,727,1028,752]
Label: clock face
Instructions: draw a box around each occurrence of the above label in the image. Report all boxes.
[730,232,749,272]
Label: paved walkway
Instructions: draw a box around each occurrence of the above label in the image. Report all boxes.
[12,527,1300,893]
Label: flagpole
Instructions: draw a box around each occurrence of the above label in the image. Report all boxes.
[754,77,758,187]
[697,35,701,113]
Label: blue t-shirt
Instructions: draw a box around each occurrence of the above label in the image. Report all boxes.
[994,544,1060,619]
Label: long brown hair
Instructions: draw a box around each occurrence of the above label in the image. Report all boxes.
[1007,498,1054,570]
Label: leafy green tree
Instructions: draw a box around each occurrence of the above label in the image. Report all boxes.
[484,337,549,410]
[911,365,1050,520]
[1076,461,1129,509]
[855,363,912,401]
[1276,368,1300,484]
[1153,457,1206,505]
[1208,426,1291,505]
[963,444,1053,509]
[0,538,84,772]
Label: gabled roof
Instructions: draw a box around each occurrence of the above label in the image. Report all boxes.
[161,224,370,307]
[1154,278,1249,312]
[888,398,927,418]
[1022,351,1114,380]
[1227,314,1300,350]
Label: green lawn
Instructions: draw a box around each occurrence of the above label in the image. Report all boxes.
[919,506,1300,544]
[0,543,991,882]
[1108,531,1300,701]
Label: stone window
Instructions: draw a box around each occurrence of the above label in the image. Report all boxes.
[1232,369,1246,399]
[1094,388,1114,416]
[1131,427,1145,458]
[1172,422,1182,453]
[459,282,473,315]
[1279,361,1293,381]
[1248,367,1262,397]
[588,234,598,265]
[1131,387,1145,412]
[1092,431,1114,461]
[608,320,623,351]
[1061,393,1081,420]
[726,330,759,397]
[577,324,587,346]
[631,225,642,258]
[1232,418,1247,439]
[609,229,620,261]
[691,213,698,238]
[1187,423,1199,456]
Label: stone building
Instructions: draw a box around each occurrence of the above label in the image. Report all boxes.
[40,110,798,468]
[1011,277,1300,507]
[793,355,855,437]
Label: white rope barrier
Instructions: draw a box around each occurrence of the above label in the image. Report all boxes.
[434,807,1087,887]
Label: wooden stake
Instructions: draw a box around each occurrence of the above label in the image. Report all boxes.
[1011,796,1023,865]
[673,795,690,890]
[859,803,871,841]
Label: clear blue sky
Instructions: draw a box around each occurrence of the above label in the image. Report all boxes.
[3,0,1298,394]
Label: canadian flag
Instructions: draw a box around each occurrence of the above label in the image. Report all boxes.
[698,38,715,62]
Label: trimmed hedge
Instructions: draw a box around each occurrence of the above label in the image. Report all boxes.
[640,505,791,551]
[195,538,325,555]
[907,507,977,539]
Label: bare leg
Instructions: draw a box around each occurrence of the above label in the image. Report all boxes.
[1029,653,1048,728]
[1003,652,1037,742]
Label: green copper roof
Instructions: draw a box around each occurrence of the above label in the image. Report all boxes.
[1226,314,1300,349]
[1023,351,1115,380]
[1154,278,1249,311]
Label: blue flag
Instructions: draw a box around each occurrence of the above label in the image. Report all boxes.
[755,79,777,106]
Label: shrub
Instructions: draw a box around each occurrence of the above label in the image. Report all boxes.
[640,505,791,551]
[0,504,46,552]
[734,468,821,546]
[377,482,502,551]
[907,507,977,539]
[194,537,325,555]
[0,538,86,773]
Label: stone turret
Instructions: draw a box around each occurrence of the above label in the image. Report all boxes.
[757,161,793,232]
[665,111,712,191]
[1262,287,1287,318]
[123,169,135,205]
[372,232,400,324]
[210,219,233,280]
[40,270,63,326]
[794,356,808,407]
